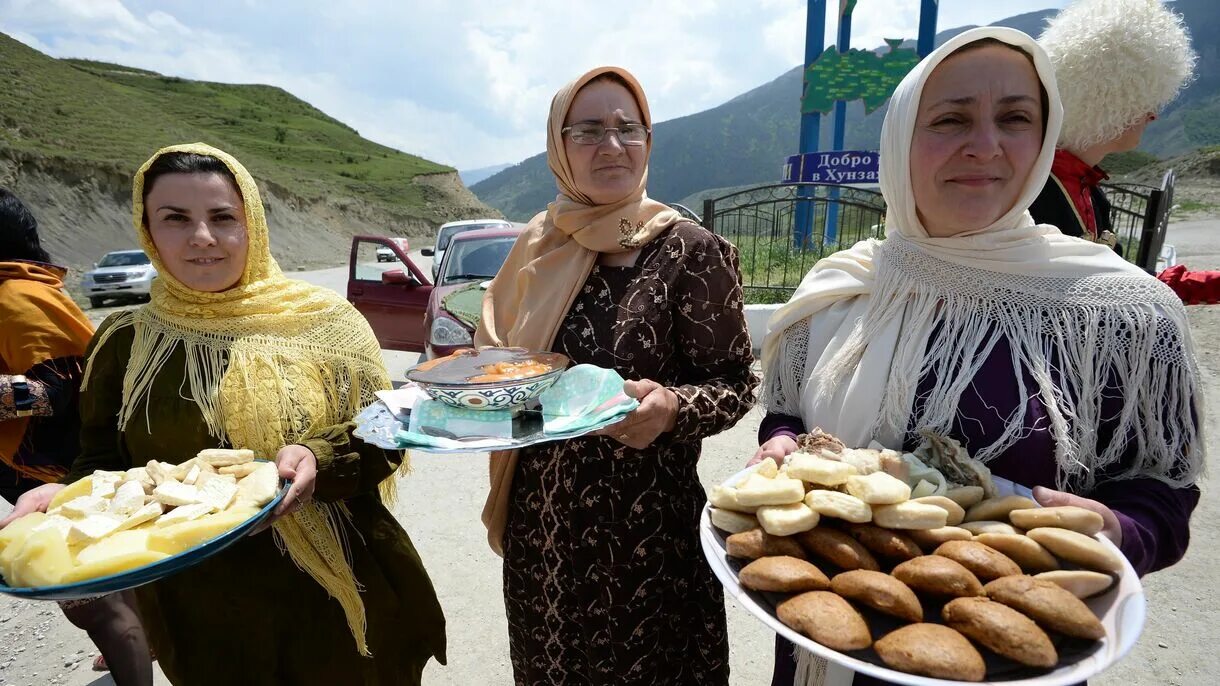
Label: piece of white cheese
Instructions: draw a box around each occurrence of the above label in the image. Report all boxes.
[145,461,175,486]
[198,478,238,513]
[67,514,123,545]
[196,448,256,468]
[109,481,147,516]
[183,465,202,486]
[31,514,75,537]
[196,471,237,489]
[171,458,199,481]
[234,462,279,508]
[90,470,124,499]
[115,501,164,532]
[152,481,204,507]
[60,495,109,518]
[218,463,259,479]
[154,503,213,528]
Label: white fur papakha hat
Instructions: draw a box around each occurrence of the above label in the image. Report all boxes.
[1039,0,1196,151]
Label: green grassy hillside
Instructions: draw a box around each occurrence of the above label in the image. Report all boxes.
[0,33,464,217]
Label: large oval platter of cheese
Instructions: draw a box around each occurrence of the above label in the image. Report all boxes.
[0,449,286,601]
[700,430,1145,686]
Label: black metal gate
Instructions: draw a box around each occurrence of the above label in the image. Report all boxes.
[703,172,1175,303]
[701,183,886,303]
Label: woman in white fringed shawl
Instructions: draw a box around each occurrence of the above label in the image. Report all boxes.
[754,27,1204,686]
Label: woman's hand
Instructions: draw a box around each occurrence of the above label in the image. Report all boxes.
[594,379,679,450]
[1032,485,1123,547]
[0,483,65,528]
[251,445,317,534]
[748,435,799,467]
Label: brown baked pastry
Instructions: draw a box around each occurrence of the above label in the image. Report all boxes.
[845,524,923,561]
[874,623,985,682]
[739,556,830,593]
[725,528,805,560]
[934,540,1022,581]
[1010,505,1105,536]
[908,526,974,548]
[892,555,983,598]
[795,527,880,571]
[943,596,1058,668]
[1034,570,1115,599]
[830,570,923,623]
[777,591,872,652]
[974,533,1060,573]
[984,575,1105,640]
[1025,527,1124,574]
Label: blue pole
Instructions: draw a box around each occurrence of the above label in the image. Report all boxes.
[917,0,939,57]
[825,4,853,246]
[794,0,826,249]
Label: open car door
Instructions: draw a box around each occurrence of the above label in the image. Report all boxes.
[347,236,433,351]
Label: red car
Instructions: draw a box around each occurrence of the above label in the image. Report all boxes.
[346,228,522,357]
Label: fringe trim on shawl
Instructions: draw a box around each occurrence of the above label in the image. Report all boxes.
[818,239,1204,491]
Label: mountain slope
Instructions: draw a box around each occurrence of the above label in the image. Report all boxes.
[0,33,496,270]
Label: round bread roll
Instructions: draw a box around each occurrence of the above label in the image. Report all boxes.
[795,527,880,571]
[960,520,1023,536]
[963,495,1039,523]
[708,485,759,514]
[756,502,821,537]
[974,533,1060,573]
[844,524,922,561]
[943,596,1058,668]
[845,472,911,505]
[804,490,872,523]
[908,526,974,548]
[710,508,758,534]
[892,555,983,598]
[777,591,872,652]
[944,486,986,509]
[911,496,966,526]
[735,473,807,507]
[831,569,924,623]
[1034,570,1115,599]
[984,575,1105,640]
[725,528,805,560]
[934,540,1022,581]
[740,555,830,593]
[872,501,949,530]
[1010,506,1105,536]
[874,624,985,682]
[786,452,859,487]
[1025,527,1123,574]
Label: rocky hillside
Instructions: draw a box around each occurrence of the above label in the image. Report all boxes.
[0,33,497,271]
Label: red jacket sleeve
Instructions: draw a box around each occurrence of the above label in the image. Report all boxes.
[1157,265,1220,305]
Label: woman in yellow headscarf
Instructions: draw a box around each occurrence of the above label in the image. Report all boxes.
[477,67,757,685]
[7,143,446,685]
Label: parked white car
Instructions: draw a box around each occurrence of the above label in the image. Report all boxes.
[421,219,513,280]
[81,249,156,308]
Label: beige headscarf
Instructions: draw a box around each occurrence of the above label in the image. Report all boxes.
[475,66,683,554]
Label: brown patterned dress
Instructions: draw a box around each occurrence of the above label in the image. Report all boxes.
[503,222,758,686]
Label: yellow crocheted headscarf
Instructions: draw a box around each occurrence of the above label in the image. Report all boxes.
[86,142,398,656]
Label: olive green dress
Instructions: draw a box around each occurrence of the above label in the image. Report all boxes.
[64,315,447,686]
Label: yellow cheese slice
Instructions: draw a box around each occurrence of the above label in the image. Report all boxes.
[61,551,170,583]
[48,477,93,510]
[0,512,46,554]
[75,529,153,566]
[11,527,75,587]
[147,507,260,555]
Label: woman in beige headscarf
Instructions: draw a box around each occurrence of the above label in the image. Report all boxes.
[476,66,757,685]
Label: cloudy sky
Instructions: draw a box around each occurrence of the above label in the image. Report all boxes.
[1,0,1067,170]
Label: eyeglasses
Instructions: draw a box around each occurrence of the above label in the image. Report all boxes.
[561,122,651,146]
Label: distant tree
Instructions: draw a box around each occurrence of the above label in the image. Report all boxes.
[274,126,288,144]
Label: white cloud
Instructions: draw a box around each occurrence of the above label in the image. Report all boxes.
[0,0,1072,169]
